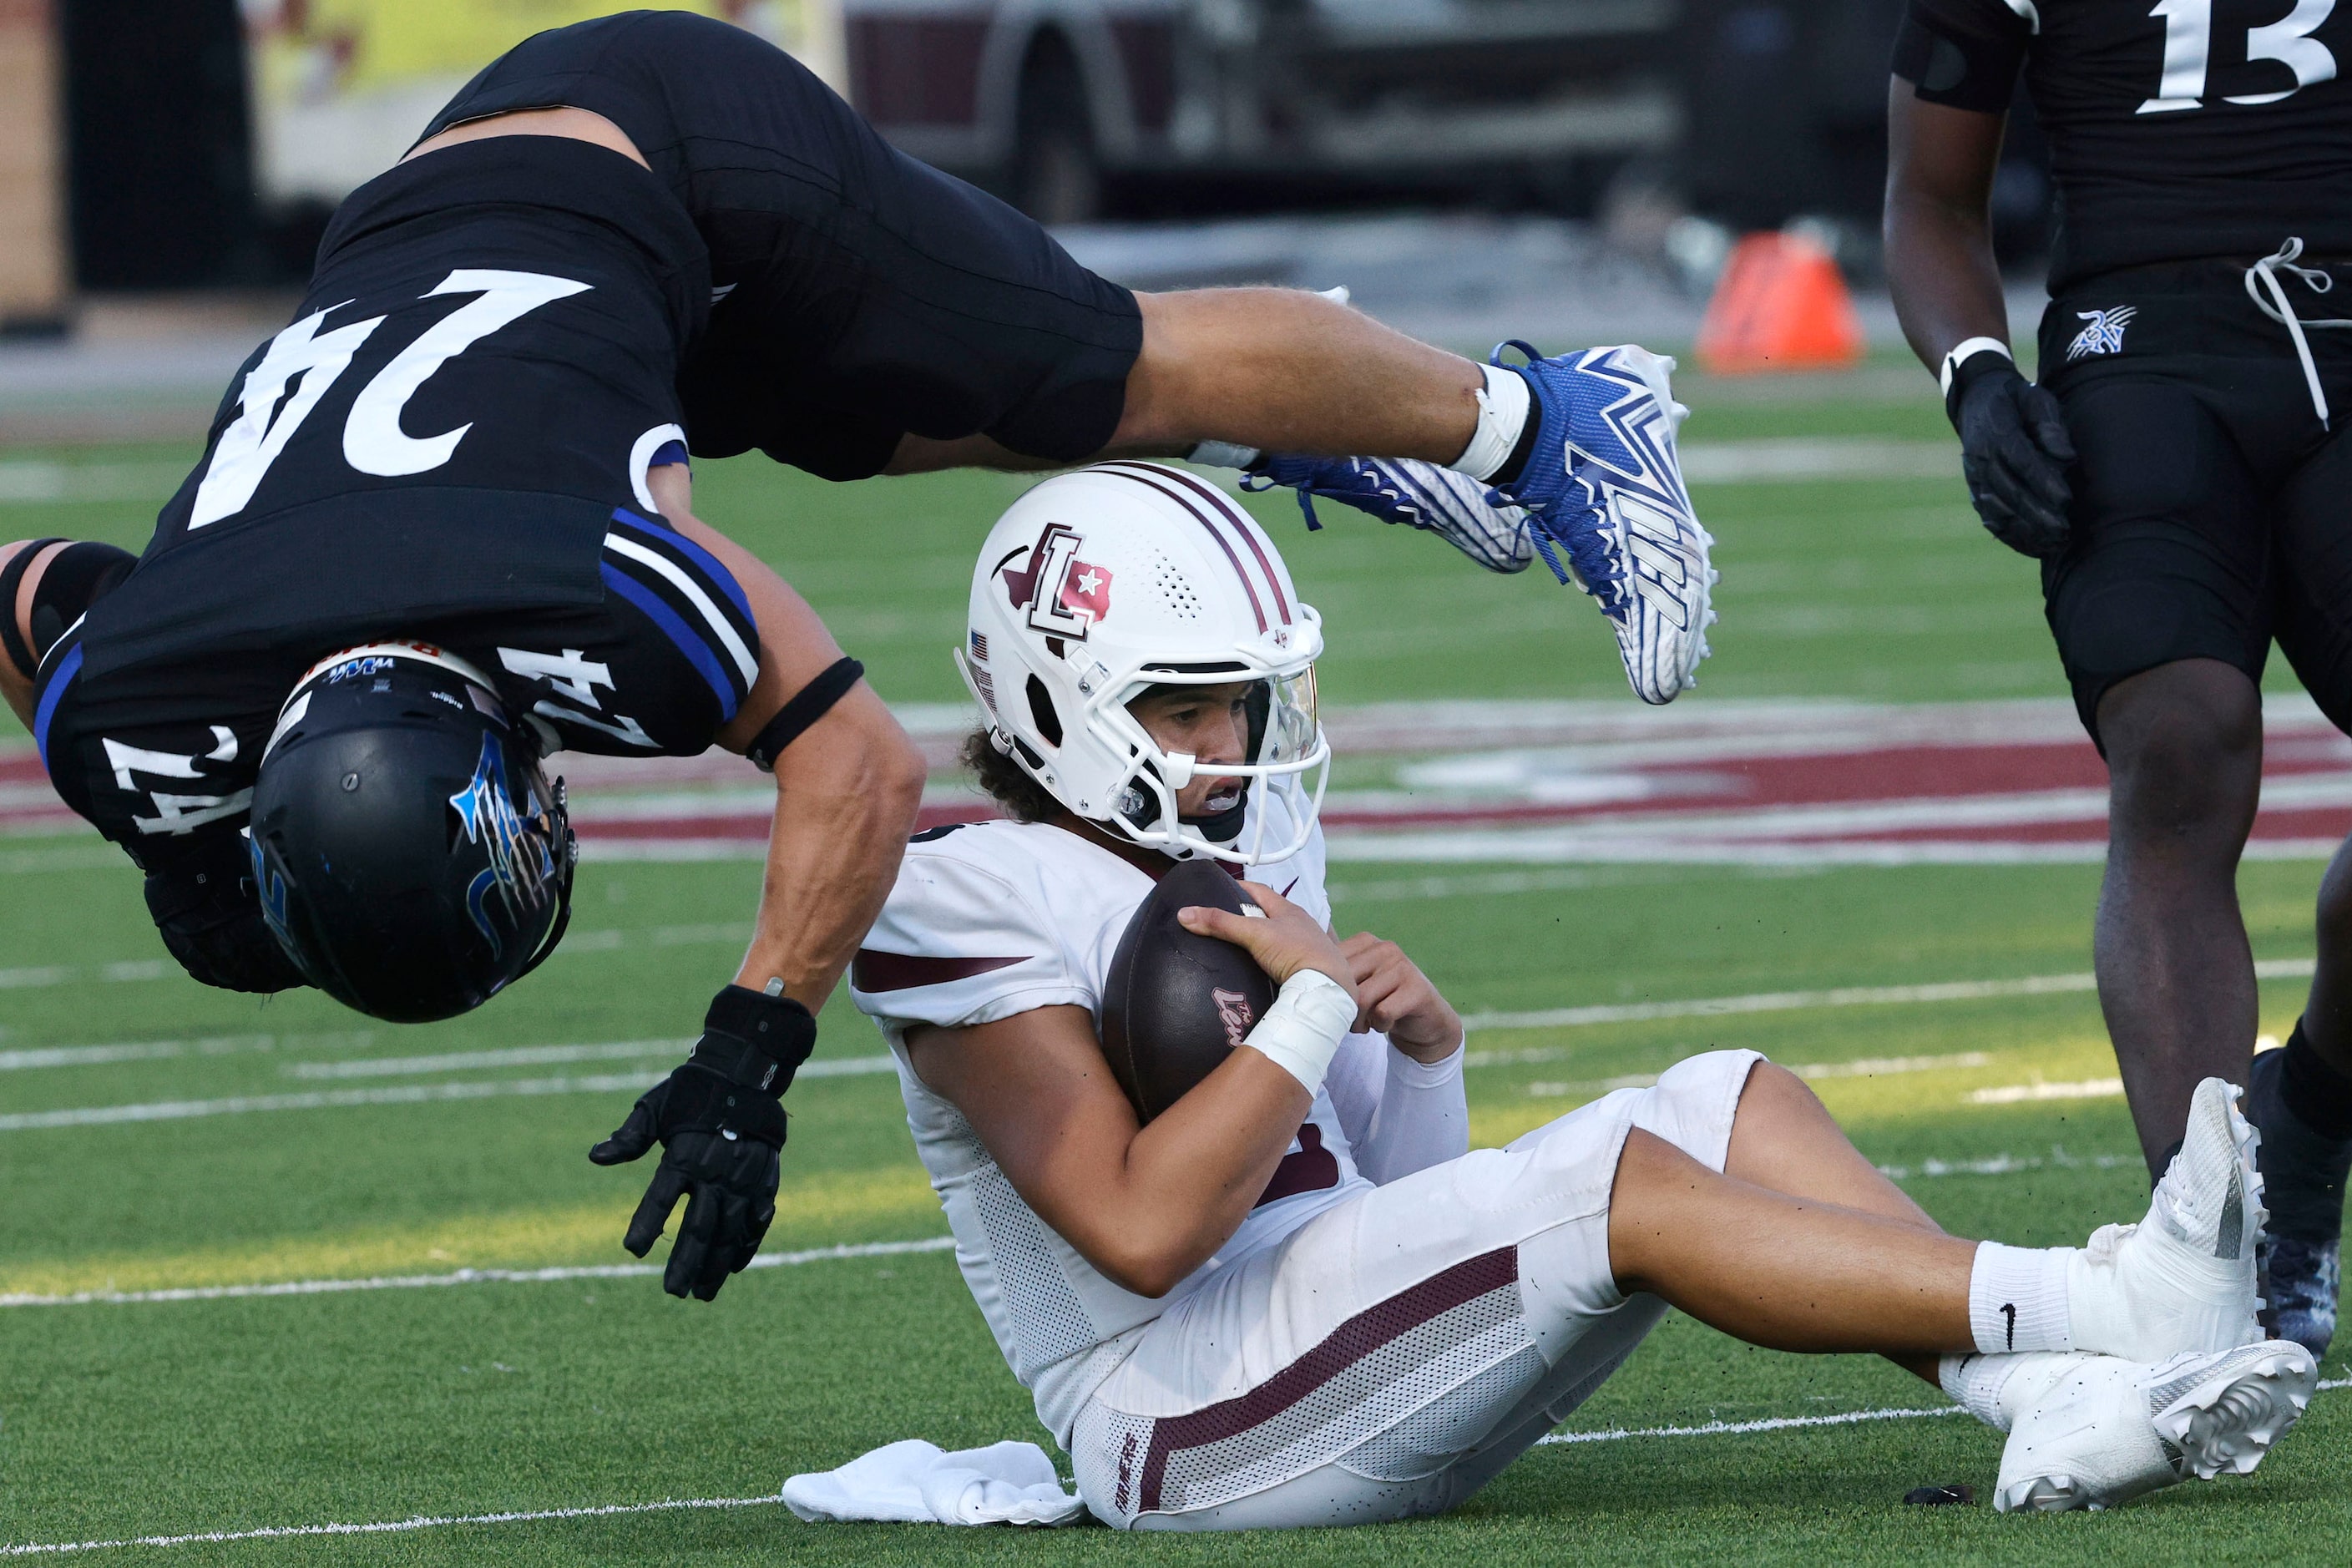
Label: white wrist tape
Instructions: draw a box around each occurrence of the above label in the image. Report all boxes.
[1938,336,2013,397]
[1243,969,1357,1095]
[1449,362,1533,482]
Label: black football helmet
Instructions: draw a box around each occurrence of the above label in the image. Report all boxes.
[249,642,575,1023]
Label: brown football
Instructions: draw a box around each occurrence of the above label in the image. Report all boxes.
[1099,859,1276,1122]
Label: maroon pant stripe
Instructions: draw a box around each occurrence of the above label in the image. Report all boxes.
[1136,1244,1519,1513]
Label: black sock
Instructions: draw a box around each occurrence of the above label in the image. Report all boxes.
[2283,1019,2352,1141]
[1490,387,1543,491]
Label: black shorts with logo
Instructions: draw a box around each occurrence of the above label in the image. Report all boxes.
[422,9,1143,480]
[2036,257,2352,746]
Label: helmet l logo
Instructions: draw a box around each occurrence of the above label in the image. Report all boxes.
[1003,524,1113,640]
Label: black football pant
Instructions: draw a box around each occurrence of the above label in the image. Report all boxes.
[423,9,1142,480]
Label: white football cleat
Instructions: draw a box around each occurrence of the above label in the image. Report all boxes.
[2068,1076,2269,1362]
[1995,1340,2317,1513]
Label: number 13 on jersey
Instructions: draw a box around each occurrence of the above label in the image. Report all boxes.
[2141,0,2338,114]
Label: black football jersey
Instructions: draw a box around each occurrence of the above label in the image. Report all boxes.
[33,134,716,867]
[1899,0,2352,289]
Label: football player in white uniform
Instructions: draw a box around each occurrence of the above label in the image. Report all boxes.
[847,463,2317,1525]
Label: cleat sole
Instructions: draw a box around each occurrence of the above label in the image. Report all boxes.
[2152,1344,2316,1480]
[1998,1473,2092,1513]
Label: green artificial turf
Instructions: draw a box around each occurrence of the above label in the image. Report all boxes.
[3,377,2345,1560]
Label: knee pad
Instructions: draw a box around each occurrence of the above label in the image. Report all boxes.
[1,539,135,678]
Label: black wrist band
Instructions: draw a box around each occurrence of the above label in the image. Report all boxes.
[746,657,865,772]
[690,984,817,1095]
[1944,352,2019,428]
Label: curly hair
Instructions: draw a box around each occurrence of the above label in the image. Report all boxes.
[959,728,1065,824]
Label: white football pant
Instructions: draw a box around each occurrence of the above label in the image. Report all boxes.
[1071,1049,1763,1529]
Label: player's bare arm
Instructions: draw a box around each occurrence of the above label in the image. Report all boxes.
[1884,84,2074,556]
[906,925,1344,1302]
[0,537,58,729]
[1884,89,2010,368]
[640,464,925,1010]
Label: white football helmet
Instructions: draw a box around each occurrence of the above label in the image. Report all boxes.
[958,462,1329,865]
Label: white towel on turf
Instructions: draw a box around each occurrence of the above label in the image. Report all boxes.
[781,1439,1087,1526]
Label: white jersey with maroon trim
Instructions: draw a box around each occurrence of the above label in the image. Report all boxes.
[847,797,1395,1445]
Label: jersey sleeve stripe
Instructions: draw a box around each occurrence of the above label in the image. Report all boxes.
[31,640,82,775]
[599,560,741,722]
[852,948,1030,992]
[601,531,759,687]
[609,505,756,624]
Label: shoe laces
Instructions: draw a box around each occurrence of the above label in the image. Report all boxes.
[1243,458,1429,534]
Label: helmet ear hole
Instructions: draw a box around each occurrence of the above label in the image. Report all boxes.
[1024,675,1064,748]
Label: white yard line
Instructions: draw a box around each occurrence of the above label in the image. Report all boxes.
[1522,1051,1995,1099]
[0,1054,904,1129]
[1965,1078,2126,1105]
[0,1237,956,1310]
[4,959,2314,1118]
[0,961,168,990]
[0,926,753,992]
[283,1041,687,1080]
[1460,958,2317,1035]
[0,1496,787,1557]
[1539,1404,1966,1445]
[10,1380,2344,1555]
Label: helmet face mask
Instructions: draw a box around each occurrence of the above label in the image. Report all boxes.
[1089,662,1328,864]
[959,463,1331,866]
[250,641,575,1022]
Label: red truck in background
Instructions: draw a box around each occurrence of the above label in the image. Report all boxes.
[840,0,1687,221]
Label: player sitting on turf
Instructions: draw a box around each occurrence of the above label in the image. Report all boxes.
[846,464,2314,1526]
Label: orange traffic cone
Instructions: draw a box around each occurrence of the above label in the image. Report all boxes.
[1695,230,1865,375]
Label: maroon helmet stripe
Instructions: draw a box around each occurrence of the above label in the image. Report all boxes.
[1147,463,1294,625]
[851,949,1027,992]
[1136,1245,1519,1512]
[1094,463,1268,633]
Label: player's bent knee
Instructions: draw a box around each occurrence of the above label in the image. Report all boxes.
[1631,1048,1764,1172]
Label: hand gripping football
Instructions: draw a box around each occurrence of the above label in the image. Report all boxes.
[1099,859,1277,1122]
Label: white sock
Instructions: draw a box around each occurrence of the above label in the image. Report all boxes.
[1187,440,1261,470]
[1967,1241,2076,1354]
[1939,1353,2016,1431]
[1448,362,1532,482]
[1937,1351,2085,1433]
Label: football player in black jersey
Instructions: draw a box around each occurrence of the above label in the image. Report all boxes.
[0,10,1701,1303]
[1886,0,2352,1355]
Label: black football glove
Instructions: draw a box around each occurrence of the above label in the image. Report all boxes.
[589,984,816,1301]
[1950,357,2077,559]
[143,835,307,994]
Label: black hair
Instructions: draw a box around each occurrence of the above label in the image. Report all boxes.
[960,728,1065,824]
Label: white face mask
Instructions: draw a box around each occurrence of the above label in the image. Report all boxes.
[1095,667,1329,866]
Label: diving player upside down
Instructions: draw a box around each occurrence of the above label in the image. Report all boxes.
[4,9,1712,1302]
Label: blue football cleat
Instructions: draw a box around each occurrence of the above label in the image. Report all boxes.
[1242,455,1534,574]
[1487,341,1717,705]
